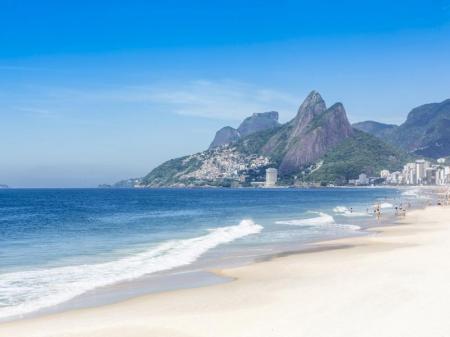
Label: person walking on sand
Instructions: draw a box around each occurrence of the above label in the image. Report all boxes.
[375,204,381,220]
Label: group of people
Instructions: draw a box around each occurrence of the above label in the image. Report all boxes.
[368,201,409,220]
[358,189,450,221]
[437,189,450,206]
[394,203,408,217]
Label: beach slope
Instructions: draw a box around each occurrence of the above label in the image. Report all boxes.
[1,206,450,337]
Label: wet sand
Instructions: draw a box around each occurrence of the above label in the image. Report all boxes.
[1,205,450,337]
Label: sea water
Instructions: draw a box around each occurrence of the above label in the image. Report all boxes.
[0,187,425,321]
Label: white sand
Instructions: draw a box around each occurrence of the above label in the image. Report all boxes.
[1,206,450,337]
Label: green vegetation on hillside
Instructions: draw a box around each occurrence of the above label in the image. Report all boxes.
[142,156,202,186]
[307,130,412,184]
[235,125,282,155]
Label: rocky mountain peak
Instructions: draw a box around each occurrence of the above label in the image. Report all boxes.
[262,92,353,175]
[209,111,280,149]
[237,111,280,137]
[295,91,326,118]
[291,91,327,134]
[209,126,240,149]
[250,111,279,120]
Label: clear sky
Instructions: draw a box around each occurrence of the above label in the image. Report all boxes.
[1,0,450,187]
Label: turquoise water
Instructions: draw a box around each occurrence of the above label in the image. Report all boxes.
[0,187,405,320]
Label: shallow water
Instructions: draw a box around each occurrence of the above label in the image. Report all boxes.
[0,187,424,320]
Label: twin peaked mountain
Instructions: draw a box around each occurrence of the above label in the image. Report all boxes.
[142,91,407,187]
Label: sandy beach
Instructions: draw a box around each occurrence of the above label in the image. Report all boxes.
[1,204,450,337]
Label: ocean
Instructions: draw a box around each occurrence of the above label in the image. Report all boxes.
[0,187,425,321]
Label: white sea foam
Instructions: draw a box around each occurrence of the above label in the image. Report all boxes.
[275,212,335,226]
[333,206,370,217]
[0,219,262,320]
[402,189,420,197]
[334,224,362,230]
[401,189,431,199]
[333,206,348,213]
[275,212,361,232]
[374,202,393,209]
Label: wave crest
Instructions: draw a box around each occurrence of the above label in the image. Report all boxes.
[333,206,370,217]
[0,219,262,320]
[275,212,335,226]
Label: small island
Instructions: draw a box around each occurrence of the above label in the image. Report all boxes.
[0,184,9,189]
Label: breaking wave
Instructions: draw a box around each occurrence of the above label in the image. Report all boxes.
[0,219,262,320]
[333,206,370,217]
[275,212,361,232]
[275,212,335,226]
[373,202,393,209]
[401,189,431,199]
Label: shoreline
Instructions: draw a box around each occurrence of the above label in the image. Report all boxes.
[0,189,410,324]
[1,188,406,323]
[1,200,449,336]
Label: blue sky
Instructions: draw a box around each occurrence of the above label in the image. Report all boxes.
[1,0,450,187]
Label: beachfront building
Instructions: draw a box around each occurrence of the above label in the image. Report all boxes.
[425,167,437,185]
[415,159,428,184]
[402,162,416,185]
[380,170,390,179]
[357,173,369,185]
[381,159,450,186]
[385,171,401,184]
[265,168,278,187]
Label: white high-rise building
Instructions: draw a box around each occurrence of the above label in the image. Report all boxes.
[415,159,428,184]
[380,170,390,178]
[403,163,416,185]
[265,168,278,187]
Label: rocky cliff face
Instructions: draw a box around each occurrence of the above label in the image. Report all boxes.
[262,91,353,175]
[237,111,279,137]
[209,126,241,149]
[388,99,450,157]
[209,111,279,149]
[355,99,450,158]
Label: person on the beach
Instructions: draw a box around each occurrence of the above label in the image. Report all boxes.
[375,204,381,220]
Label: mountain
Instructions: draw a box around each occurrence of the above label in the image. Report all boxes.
[307,130,410,184]
[354,99,450,158]
[262,92,354,175]
[209,126,241,149]
[141,91,408,187]
[352,121,398,138]
[209,111,280,149]
[388,99,450,158]
[238,111,280,137]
